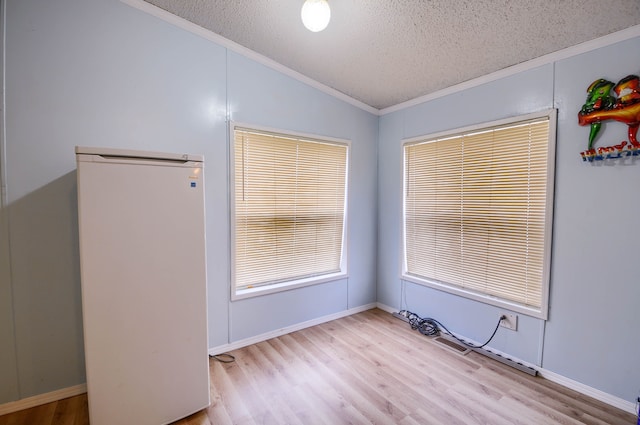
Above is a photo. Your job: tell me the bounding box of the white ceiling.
[142,0,640,110]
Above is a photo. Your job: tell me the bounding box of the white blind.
[233,127,348,290]
[404,117,551,310]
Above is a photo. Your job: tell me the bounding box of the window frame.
[229,122,350,301]
[401,110,557,319]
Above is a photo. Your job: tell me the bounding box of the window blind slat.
[234,128,348,290]
[404,116,551,310]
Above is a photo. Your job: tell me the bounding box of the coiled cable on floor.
[401,310,504,349]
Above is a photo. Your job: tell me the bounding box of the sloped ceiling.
[142,0,640,110]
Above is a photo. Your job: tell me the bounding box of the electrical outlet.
[500,313,518,331]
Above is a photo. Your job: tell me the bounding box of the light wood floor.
[0,309,635,424]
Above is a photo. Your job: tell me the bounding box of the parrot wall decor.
[577,73,640,162]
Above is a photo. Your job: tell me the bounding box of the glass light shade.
[301,0,331,32]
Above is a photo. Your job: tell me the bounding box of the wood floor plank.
[0,309,636,425]
[51,395,83,425]
[0,406,30,425]
[322,314,501,420]
[286,333,396,423]
[302,322,473,423]
[243,342,314,425]
[179,409,211,425]
[498,390,586,425]
[250,336,346,425]
[274,334,399,424]
[275,333,402,424]
[260,339,333,425]
[327,315,497,401]
[208,359,257,424]
[474,356,630,425]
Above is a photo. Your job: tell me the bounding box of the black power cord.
[210,353,235,363]
[401,310,505,349]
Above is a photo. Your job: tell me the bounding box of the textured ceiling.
[143,0,640,110]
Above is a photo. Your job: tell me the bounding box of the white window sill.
[232,271,348,301]
[401,273,547,320]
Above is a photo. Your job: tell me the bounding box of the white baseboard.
[0,383,87,416]
[209,303,377,355]
[538,368,637,415]
[375,302,397,314]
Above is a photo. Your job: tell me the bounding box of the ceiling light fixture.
[301,0,331,32]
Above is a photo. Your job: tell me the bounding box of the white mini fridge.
[75,147,210,425]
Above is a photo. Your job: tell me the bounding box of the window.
[231,124,349,299]
[402,110,556,318]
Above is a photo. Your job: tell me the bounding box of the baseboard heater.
[392,312,538,377]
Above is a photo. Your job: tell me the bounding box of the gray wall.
[545,36,640,401]
[377,37,640,403]
[0,0,377,403]
[225,51,379,342]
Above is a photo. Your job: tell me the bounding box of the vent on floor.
[433,335,471,355]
